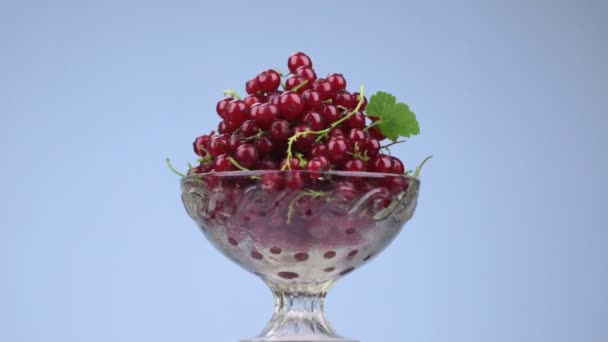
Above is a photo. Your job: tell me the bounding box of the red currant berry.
[327,73,347,91]
[368,127,386,141]
[255,135,274,156]
[284,171,304,189]
[370,154,393,173]
[328,127,346,138]
[193,135,211,157]
[209,135,230,157]
[243,94,264,108]
[233,144,259,169]
[344,112,366,129]
[213,154,236,172]
[257,157,278,170]
[228,134,241,151]
[287,52,313,73]
[280,157,301,170]
[295,66,317,83]
[307,156,330,176]
[390,157,405,174]
[292,123,315,152]
[240,120,259,137]
[347,128,366,149]
[252,103,279,130]
[225,100,247,128]
[321,104,340,124]
[278,91,303,120]
[309,143,327,158]
[363,138,380,157]
[270,120,292,143]
[300,111,327,131]
[246,78,259,95]
[332,90,355,109]
[326,138,349,165]
[285,76,310,92]
[344,159,367,172]
[216,97,233,119]
[260,172,283,190]
[301,89,322,110]
[218,120,231,134]
[311,78,333,100]
[256,69,281,93]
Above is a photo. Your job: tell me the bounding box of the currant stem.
[166,158,186,177]
[414,155,433,177]
[228,157,251,171]
[223,89,241,99]
[363,120,381,131]
[381,140,407,149]
[291,80,309,92]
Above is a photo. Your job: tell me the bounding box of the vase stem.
[242,281,357,342]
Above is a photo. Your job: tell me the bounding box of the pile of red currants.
[189,52,406,177]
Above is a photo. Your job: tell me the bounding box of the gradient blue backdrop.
[1,1,606,341]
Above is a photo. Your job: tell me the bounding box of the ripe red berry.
[344,159,367,172]
[327,73,347,91]
[257,157,278,170]
[390,157,405,174]
[311,78,333,100]
[370,154,393,173]
[256,69,281,93]
[280,157,301,170]
[278,91,303,120]
[216,97,233,119]
[300,111,327,131]
[332,90,355,109]
[209,135,230,157]
[225,100,247,129]
[347,129,366,149]
[364,138,380,157]
[328,127,346,138]
[213,154,236,172]
[344,112,366,129]
[252,103,279,130]
[243,94,264,108]
[240,120,259,137]
[326,138,349,165]
[307,156,330,176]
[292,123,315,152]
[218,120,231,134]
[301,90,322,110]
[287,52,313,73]
[285,76,310,92]
[270,120,292,143]
[309,143,327,158]
[193,135,211,157]
[233,144,259,169]
[295,66,317,83]
[245,78,259,95]
[321,105,340,124]
[255,135,274,156]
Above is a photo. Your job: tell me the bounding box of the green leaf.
[366,91,420,141]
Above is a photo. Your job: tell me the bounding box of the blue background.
[1,1,606,341]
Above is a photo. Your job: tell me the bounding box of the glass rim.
[181,170,420,183]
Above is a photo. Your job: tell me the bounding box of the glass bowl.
[180,170,420,342]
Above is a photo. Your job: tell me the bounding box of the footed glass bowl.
[180,170,420,342]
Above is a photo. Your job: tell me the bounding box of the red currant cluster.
[190,52,405,176]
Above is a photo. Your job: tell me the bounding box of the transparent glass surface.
[181,170,420,342]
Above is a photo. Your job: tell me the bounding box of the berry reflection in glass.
[180,170,420,342]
